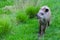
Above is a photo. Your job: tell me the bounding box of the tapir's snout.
[36,14,40,19]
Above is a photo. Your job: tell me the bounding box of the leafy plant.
[25,6,40,18]
[16,11,29,23]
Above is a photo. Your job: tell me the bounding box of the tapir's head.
[37,6,50,19]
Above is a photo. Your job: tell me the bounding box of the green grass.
[2,19,38,40]
[0,0,60,40]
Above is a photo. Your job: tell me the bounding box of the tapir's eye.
[45,9,49,12]
[41,13,44,15]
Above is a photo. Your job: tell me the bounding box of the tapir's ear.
[45,9,49,12]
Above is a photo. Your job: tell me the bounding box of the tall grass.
[0,14,12,34]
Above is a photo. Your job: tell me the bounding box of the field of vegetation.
[0,0,60,40]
